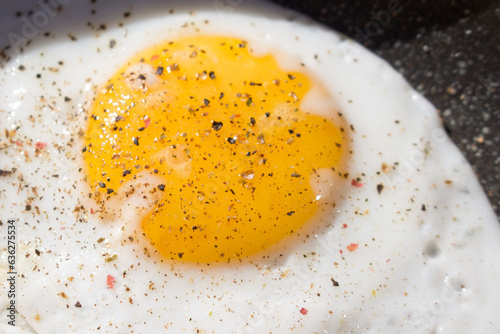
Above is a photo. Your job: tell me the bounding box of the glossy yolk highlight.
[84,36,343,263]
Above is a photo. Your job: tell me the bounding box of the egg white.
[1,0,500,333]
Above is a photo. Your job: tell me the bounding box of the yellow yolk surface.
[84,36,343,263]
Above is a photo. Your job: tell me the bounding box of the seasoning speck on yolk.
[84,36,344,263]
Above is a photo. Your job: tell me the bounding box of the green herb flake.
[106,254,118,262]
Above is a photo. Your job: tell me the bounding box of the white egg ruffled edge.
[1,0,500,333]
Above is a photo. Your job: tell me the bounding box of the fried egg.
[1,0,500,333]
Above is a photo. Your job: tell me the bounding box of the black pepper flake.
[138,74,146,80]
[107,188,114,194]
[286,211,295,216]
[109,39,116,48]
[331,278,339,287]
[265,112,270,117]
[64,96,71,102]
[178,252,184,258]
[227,137,236,144]
[133,137,139,146]
[158,184,165,191]
[36,73,41,78]
[377,184,384,194]
[219,92,224,100]
[212,121,223,131]
[288,74,296,80]
[82,146,87,153]
[98,182,106,188]
[249,82,262,86]
[209,71,216,79]
[288,129,294,134]
[246,97,253,107]
[421,204,426,211]
[0,169,15,177]
[75,301,82,308]
[291,172,301,178]
[155,66,164,75]
[192,226,198,230]
[122,170,131,177]
[250,117,256,125]
[18,65,25,71]
[35,249,41,256]
[203,98,210,106]
[138,127,145,131]
[167,63,179,72]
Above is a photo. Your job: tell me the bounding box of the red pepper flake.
[107,275,115,289]
[386,259,391,263]
[150,54,159,61]
[144,118,151,128]
[35,142,47,149]
[351,179,363,187]
[341,223,348,229]
[346,243,359,252]
[90,208,94,214]
[300,308,308,315]
[15,140,23,146]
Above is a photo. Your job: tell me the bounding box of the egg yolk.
[84,36,344,263]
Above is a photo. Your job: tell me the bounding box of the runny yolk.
[84,36,344,263]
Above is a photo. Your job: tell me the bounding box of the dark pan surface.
[270,0,500,220]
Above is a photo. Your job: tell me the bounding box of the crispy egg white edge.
[1,0,500,333]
